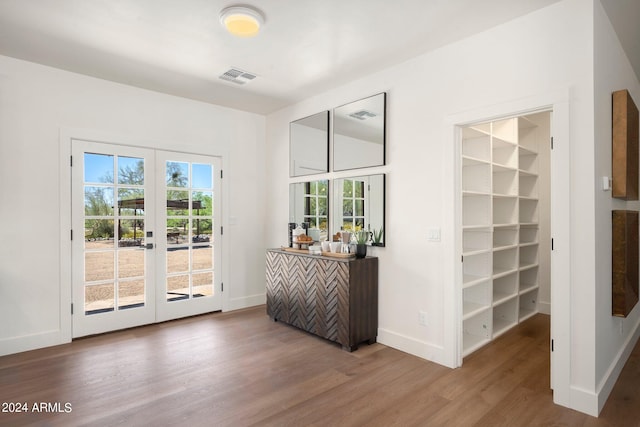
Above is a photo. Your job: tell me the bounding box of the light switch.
[427,227,441,242]
[602,176,611,191]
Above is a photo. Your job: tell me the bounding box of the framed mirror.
[289,180,329,242]
[332,174,385,246]
[290,111,329,177]
[333,93,386,171]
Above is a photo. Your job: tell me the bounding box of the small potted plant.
[353,230,370,258]
[371,228,384,246]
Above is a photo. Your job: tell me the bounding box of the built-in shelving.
[461,115,542,357]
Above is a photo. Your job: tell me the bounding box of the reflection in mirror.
[289,180,329,241]
[333,93,386,171]
[290,111,329,177]
[333,174,385,246]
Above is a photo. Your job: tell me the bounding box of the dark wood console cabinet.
[266,249,378,351]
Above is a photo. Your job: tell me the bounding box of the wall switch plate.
[427,228,441,242]
[602,176,611,191]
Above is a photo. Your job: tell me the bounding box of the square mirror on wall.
[290,111,330,177]
[333,93,386,172]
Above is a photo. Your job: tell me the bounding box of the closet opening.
[459,111,552,370]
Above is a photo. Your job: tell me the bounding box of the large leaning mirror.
[333,174,385,246]
[290,111,329,177]
[289,180,329,242]
[333,93,386,171]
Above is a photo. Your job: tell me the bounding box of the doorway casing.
[442,89,571,409]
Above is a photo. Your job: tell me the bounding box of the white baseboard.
[538,301,551,315]
[225,293,266,311]
[0,329,69,357]
[595,315,640,415]
[568,385,599,417]
[377,327,454,368]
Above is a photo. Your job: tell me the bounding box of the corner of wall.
[596,313,640,414]
[377,327,455,369]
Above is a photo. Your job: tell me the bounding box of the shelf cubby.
[519,148,538,174]
[493,272,518,305]
[463,251,491,287]
[462,127,490,162]
[493,196,518,225]
[493,226,518,250]
[463,229,491,255]
[519,244,538,269]
[493,247,518,278]
[492,139,518,168]
[463,161,491,193]
[519,265,539,293]
[463,280,491,320]
[493,165,518,196]
[463,194,491,228]
[493,119,517,144]
[493,297,518,337]
[518,119,538,152]
[519,289,538,321]
[463,309,491,357]
[519,173,538,198]
[519,226,538,244]
[519,198,538,224]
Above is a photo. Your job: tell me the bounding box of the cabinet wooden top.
[267,248,377,263]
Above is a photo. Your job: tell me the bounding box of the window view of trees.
[303,180,328,231]
[342,179,365,231]
[84,156,213,244]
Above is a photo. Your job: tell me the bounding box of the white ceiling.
[0,0,637,115]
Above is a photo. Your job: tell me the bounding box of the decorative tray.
[280,247,355,258]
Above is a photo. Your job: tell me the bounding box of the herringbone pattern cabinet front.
[266,250,378,351]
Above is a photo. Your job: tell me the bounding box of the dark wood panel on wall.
[612,89,639,200]
[612,210,639,317]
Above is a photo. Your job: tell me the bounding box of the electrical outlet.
[419,311,428,326]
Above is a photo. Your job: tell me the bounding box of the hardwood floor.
[0,307,638,426]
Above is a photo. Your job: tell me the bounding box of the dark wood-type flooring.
[0,307,638,426]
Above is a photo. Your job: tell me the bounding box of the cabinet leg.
[367,337,377,345]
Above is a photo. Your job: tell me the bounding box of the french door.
[71,140,222,337]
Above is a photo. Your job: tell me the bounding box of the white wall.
[0,55,267,355]
[266,0,602,415]
[593,0,640,413]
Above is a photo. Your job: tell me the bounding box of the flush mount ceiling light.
[219,5,265,38]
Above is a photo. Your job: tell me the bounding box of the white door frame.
[59,128,229,341]
[442,89,571,407]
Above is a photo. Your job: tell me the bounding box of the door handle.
[145,243,154,250]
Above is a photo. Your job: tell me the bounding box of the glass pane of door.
[164,161,214,301]
[82,153,147,314]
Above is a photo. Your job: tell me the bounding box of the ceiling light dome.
[219,5,265,38]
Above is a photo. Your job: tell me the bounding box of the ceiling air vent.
[219,68,257,85]
[349,110,377,120]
